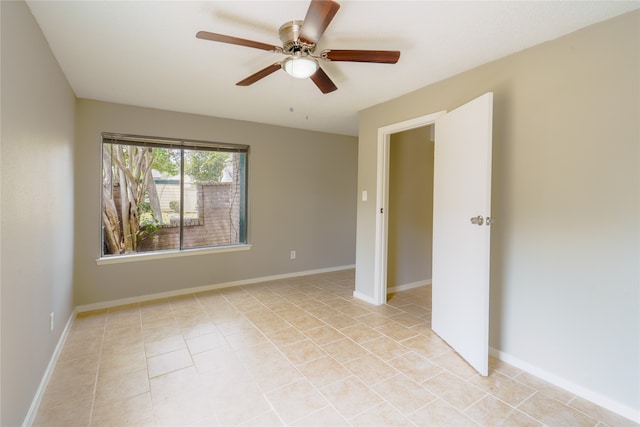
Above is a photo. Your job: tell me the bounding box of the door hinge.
[380,208,384,214]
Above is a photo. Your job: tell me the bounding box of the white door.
[432,92,493,376]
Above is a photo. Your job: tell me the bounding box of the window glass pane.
[140,147,182,253]
[101,135,248,258]
[182,149,246,249]
[102,143,182,256]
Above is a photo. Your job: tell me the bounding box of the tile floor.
[34,269,637,427]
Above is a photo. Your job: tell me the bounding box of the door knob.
[470,215,484,225]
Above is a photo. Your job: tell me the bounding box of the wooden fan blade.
[310,67,337,94]
[236,63,282,86]
[196,31,280,52]
[299,0,341,45]
[323,49,401,64]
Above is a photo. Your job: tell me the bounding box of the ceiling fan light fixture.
[282,56,318,79]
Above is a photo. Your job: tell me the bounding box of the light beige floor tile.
[360,336,410,361]
[149,366,202,401]
[401,334,451,358]
[142,324,181,342]
[241,410,284,426]
[225,321,266,341]
[179,320,219,339]
[569,397,640,427]
[147,348,193,378]
[298,355,351,388]
[340,323,383,344]
[349,402,413,427]
[291,406,349,426]
[515,371,575,404]
[431,350,480,380]
[266,326,307,347]
[465,394,540,427]
[47,354,99,387]
[39,380,95,409]
[252,316,292,333]
[409,398,478,427]
[91,392,154,427]
[186,330,226,354]
[321,376,383,419]
[191,344,243,374]
[373,374,437,414]
[102,324,142,342]
[343,353,398,386]
[389,351,443,383]
[238,345,304,391]
[322,338,368,363]
[502,411,545,427]
[224,327,270,350]
[252,359,305,392]
[489,356,523,378]
[397,303,431,317]
[94,367,149,404]
[337,304,371,317]
[518,392,598,427]
[281,339,328,365]
[303,305,341,319]
[266,378,330,424]
[98,351,147,378]
[35,272,628,427]
[388,311,424,326]
[244,308,278,323]
[234,342,283,370]
[323,313,362,329]
[58,334,103,359]
[153,392,214,426]
[469,371,536,407]
[33,397,93,427]
[423,371,487,411]
[303,325,345,346]
[354,313,390,328]
[410,321,434,336]
[210,380,273,425]
[374,321,419,342]
[287,314,327,331]
[144,334,186,357]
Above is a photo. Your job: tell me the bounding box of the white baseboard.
[76,264,355,312]
[388,279,432,293]
[490,347,640,424]
[22,311,76,427]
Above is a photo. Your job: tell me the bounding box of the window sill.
[96,244,252,265]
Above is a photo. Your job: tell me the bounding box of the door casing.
[373,111,445,305]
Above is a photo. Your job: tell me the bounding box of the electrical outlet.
[50,312,54,332]
[290,250,296,260]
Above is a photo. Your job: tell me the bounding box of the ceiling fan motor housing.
[279,20,315,55]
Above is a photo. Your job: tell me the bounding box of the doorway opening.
[386,125,434,303]
[373,112,444,305]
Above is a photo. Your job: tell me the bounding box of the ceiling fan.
[196,0,400,94]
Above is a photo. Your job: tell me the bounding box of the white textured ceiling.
[27,1,639,136]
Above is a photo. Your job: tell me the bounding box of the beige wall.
[356,10,639,417]
[387,127,433,289]
[1,1,77,425]
[75,100,357,305]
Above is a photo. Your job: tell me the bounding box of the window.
[101,133,248,258]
